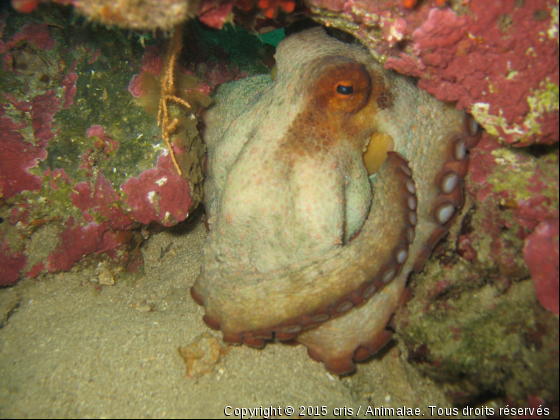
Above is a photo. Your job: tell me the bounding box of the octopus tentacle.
[193,151,417,343]
[414,123,481,272]
[299,281,413,374]
[295,117,481,374]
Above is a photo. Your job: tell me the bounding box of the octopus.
[191,27,481,375]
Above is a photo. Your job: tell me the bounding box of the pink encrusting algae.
[1,7,204,284]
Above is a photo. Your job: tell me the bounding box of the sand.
[0,214,449,418]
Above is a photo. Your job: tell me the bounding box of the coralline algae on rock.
[310,0,559,146]
[0,6,205,285]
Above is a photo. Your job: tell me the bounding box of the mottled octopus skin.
[193,27,480,374]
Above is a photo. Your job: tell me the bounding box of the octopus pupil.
[336,84,353,95]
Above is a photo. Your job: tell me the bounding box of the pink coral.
[25,262,45,278]
[0,111,46,200]
[199,0,236,29]
[11,0,41,13]
[61,69,78,109]
[70,174,132,230]
[523,219,560,316]
[46,217,121,272]
[86,125,118,152]
[0,242,27,286]
[6,21,56,50]
[0,21,59,201]
[2,22,57,70]
[122,153,193,227]
[30,90,60,146]
[384,1,558,145]
[307,0,560,145]
[128,45,164,97]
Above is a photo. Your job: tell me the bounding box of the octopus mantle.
[192,27,481,374]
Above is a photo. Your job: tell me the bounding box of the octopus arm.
[194,152,417,342]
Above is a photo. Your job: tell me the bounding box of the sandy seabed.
[0,214,448,418]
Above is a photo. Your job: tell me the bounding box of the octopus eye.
[335,81,354,97]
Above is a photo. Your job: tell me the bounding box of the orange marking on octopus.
[277,58,377,163]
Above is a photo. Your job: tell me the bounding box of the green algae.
[22,172,83,222]
[194,21,269,72]
[259,28,285,48]
[39,25,162,187]
[488,146,559,206]
[547,1,559,43]
[400,278,559,403]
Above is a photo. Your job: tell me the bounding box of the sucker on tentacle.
[192,27,482,374]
